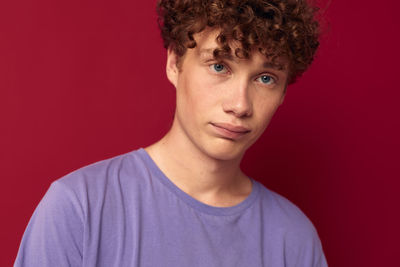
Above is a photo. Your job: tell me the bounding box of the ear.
[166,47,179,88]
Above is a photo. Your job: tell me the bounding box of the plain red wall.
[1,0,399,266]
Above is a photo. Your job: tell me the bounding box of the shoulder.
[14,149,151,266]
[55,148,149,194]
[31,148,146,216]
[254,181,327,266]
[40,148,155,218]
[256,181,318,235]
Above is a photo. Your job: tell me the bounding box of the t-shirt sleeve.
[14,181,84,267]
[284,222,328,267]
[265,188,328,267]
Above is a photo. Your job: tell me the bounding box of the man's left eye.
[257,75,275,85]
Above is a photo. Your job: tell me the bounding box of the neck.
[145,120,252,207]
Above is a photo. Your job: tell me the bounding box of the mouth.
[210,122,251,140]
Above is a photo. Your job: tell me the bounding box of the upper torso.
[15,148,327,267]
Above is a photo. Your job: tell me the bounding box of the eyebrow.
[198,48,214,56]
[198,48,286,72]
[198,48,233,60]
[263,62,286,72]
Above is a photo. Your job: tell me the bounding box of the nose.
[222,79,253,118]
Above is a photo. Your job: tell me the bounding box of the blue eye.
[258,75,274,85]
[211,63,226,73]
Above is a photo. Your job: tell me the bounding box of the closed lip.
[210,122,251,133]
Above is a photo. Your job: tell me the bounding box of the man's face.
[166,29,289,161]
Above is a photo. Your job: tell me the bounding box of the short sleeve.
[14,181,84,267]
[284,223,328,267]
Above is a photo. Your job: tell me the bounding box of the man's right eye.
[210,63,228,74]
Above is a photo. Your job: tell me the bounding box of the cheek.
[253,98,282,130]
[180,73,219,113]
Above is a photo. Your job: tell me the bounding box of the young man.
[15,0,327,266]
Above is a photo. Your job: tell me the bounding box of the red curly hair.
[157,0,320,83]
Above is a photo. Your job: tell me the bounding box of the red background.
[1,0,399,266]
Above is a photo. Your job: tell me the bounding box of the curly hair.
[157,0,320,83]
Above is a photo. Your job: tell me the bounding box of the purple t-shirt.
[15,148,327,266]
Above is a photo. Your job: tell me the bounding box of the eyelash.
[256,75,275,85]
[209,63,229,74]
[209,63,276,85]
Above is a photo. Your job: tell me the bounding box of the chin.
[201,139,248,161]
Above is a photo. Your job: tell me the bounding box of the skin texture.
[146,29,288,207]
